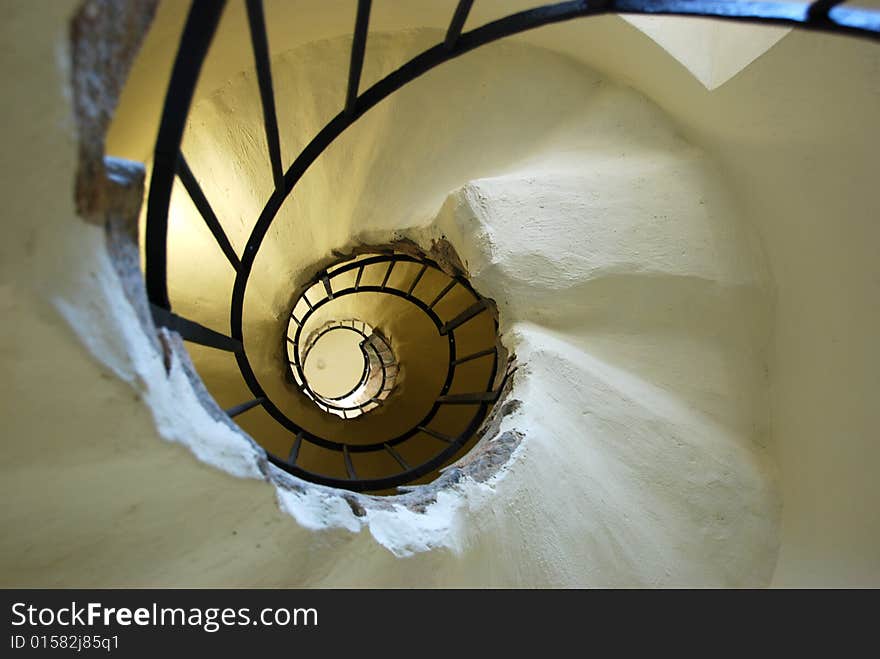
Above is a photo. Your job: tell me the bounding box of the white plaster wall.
[1,0,878,587]
[540,16,880,588]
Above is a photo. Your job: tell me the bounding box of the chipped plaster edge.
[64,157,528,555]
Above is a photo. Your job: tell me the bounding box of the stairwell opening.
[218,246,511,494]
[295,317,396,418]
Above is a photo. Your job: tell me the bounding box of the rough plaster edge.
[63,0,527,555]
[70,0,158,221]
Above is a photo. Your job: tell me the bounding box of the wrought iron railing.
[144,0,880,492]
[277,250,501,488]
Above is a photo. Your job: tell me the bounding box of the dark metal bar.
[290,314,302,326]
[384,443,410,470]
[225,397,265,418]
[452,347,496,366]
[808,1,844,22]
[440,299,488,335]
[321,273,334,299]
[345,0,372,117]
[264,362,496,491]
[151,304,242,352]
[429,279,457,308]
[245,0,284,189]
[302,292,313,310]
[418,426,455,443]
[354,264,365,290]
[176,154,241,272]
[326,253,424,278]
[343,445,358,480]
[381,261,395,288]
[437,391,499,405]
[445,0,474,49]
[145,0,227,310]
[263,352,501,492]
[288,432,303,465]
[407,263,428,296]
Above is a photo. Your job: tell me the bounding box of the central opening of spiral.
[293,318,398,419]
[304,326,368,397]
[264,247,507,491]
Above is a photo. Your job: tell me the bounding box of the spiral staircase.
[0,0,859,586]
[139,0,880,498]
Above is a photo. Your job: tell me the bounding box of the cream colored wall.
[1,0,878,586]
[539,18,880,587]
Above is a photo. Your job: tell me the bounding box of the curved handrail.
[283,252,498,452]
[144,0,880,491]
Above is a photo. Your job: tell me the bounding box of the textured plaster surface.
[1,1,878,586]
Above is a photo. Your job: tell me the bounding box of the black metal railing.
[276,251,501,488]
[144,0,880,492]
